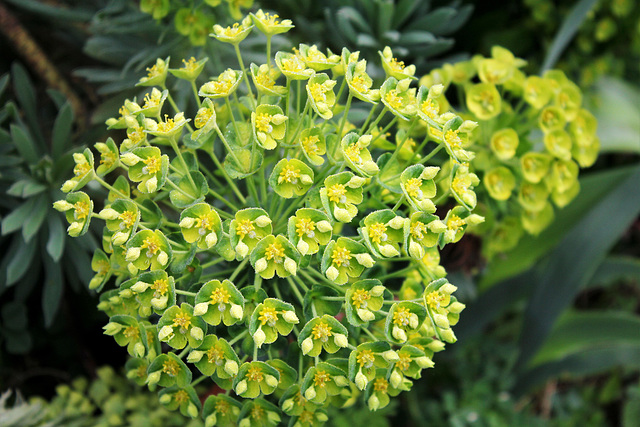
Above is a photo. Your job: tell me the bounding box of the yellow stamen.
[311,321,332,342]
[326,183,347,203]
[368,222,388,245]
[331,246,352,267]
[351,289,371,309]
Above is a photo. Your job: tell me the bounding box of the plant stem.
[229,257,250,282]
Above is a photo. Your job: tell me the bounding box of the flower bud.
[415,356,434,369]
[392,325,407,342]
[120,152,142,166]
[112,231,129,246]
[255,215,271,228]
[187,350,204,363]
[158,325,174,341]
[334,333,349,348]
[387,216,406,229]
[428,84,444,98]
[264,374,279,388]
[61,180,76,193]
[448,301,465,314]
[316,412,329,422]
[53,200,74,211]
[316,220,332,233]
[205,232,218,248]
[125,247,140,262]
[334,375,349,387]
[334,207,351,223]
[103,322,123,336]
[428,220,447,233]
[254,257,268,273]
[238,419,250,427]
[427,339,446,352]
[190,326,204,341]
[235,241,249,258]
[253,327,266,348]
[224,360,238,376]
[347,176,366,188]
[420,166,440,180]
[301,337,314,355]
[67,222,83,236]
[282,398,294,413]
[157,251,168,266]
[355,253,375,268]
[159,394,173,406]
[433,313,449,329]
[267,411,281,424]
[326,266,339,282]
[145,176,158,193]
[147,370,161,385]
[357,308,375,322]
[390,370,403,389]
[409,241,425,259]
[235,379,247,395]
[179,217,195,228]
[409,313,420,329]
[371,285,386,297]
[282,310,299,324]
[284,257,297,275]
[466,214,485,225]
[301,174,314,185]
[296,239,310,255]
[194,302,209,316]
[440,283,457,294]
[418,199,436,212]
[381,350,399,362]
[440,328,457,343]
[304,386,317,400]
[362,161,379,175]
[187,402,199,418]
[99,208,119,220]
[379,244,400,258]
[230,304,243,320]
[355,371,368,390]
[368,394,380,411]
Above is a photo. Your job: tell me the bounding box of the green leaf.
[531,311,640,366]
[6,235,37,286]
[591,77,640,154]
[2,198,36,235]
[3,0,94,22]
[169,170,208,208]
[7,179,47,198]
[1,301,28,331]
[11,63,44,147]
[46,215,66,262]
[513,345,640,397]
[516,164,640,371]
[51,102,74,160]
[170,241,198,275]
[406,7,456,34]
[22,196,48,242]
[9,124,38,165]
[541,0,599,71]
[392,0,421,28]
[43,255,63,328]
[587,256,640,289]
[0,74,9,98]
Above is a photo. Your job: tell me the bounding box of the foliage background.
[0,0,639,425]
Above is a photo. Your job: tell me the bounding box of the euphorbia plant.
[54,9,593,425]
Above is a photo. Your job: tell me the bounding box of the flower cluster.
[420,46,599,257]
[56,10,485,425]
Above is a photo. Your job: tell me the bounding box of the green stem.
[167,134,197,190]
[365,106,389,134]
[391,195,405,212]
[191,81,201,108]
[336,94,353,144]
[228,330,248,346]
[254,274,262,291]
[191,375,208,387]
[175,289,196,297]
[207,150,247,204]
[176,346,190,359]
[287,277,305,306]
[200,257,226,270]
[234,43,256,107]
[208,187,239,211]
[359,102,379,134]
[93,176,154,216]
[214,125,242,168]
[229,257,250,282]
[287,99,310,144]
[225,97,241,138]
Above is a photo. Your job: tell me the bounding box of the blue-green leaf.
[52,102,74,160]
[43,255,63,328]
[46,215,66,262]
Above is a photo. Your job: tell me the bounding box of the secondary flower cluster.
[420,46,599,257]
[55,10,477,425]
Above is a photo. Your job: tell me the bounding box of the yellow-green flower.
[194,279,245,326]
[122,146,169,194]
[379,46,416,80]
[276,51,314,80]
[298,315,349,357]
[341,133,379,177]
[179,203,222,249]
[380,77,417,120]
[157,303,207,350]
[298,44,340,71]
[199,69,243,99]
[490,128,519,161]
[269,158,314,198]
[250,63,287,97]
[137,57,170,87]
[54,191,93,237]
[229,208,272,259]
[321,237,374,285]
[250,9,294,36]
[251,104,287,150]
[360,210,405,259]
[287,208,332,256]
[319,172,365,223]
[188,335,240,379]
[125,229,172,272]
[484,166,516,201]
[306,73,337,119]
[169,57,208,81]
[211,16,254,44]
[250,234,300,279]
[346,60,380,104]
[466,82,502,120]
[298,127,326,166]
[233,361,280,398]
[249,298,299,347]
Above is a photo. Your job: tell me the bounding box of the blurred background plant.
[0,0,638,425]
